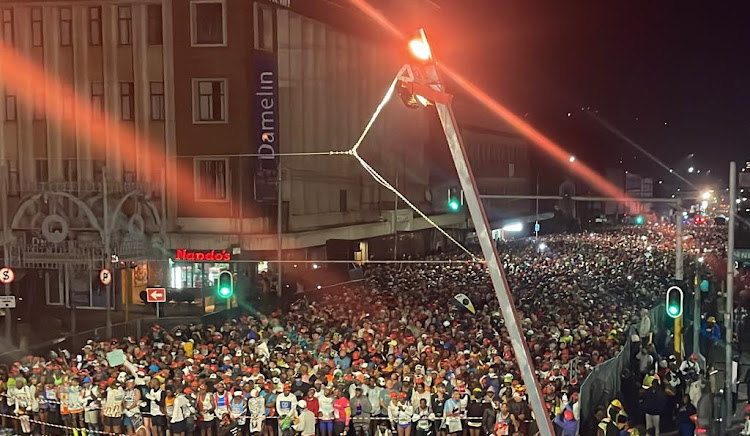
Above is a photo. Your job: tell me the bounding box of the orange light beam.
[0,41,198,210]
[438,64,631,205]
[348,0,636,209]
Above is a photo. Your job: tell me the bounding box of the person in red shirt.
[304,388,320,420]
[332,388,350,436]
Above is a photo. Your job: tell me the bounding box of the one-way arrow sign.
[146,287,167,303]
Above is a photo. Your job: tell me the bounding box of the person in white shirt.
[276,383,298,436]
[170,386,194,436]
[293,400,316,436]
[316,386,335,436]
[146,378,167,436]
[103,381,126,436]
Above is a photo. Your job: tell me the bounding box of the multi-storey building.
[0,0,474,325]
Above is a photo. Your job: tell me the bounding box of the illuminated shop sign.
[174,249,232,262]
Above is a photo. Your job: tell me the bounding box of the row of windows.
[0,2,275,51]
[3,82,165,122]
[0,5,162,48]
[3,78,226,124]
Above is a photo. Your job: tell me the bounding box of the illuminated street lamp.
[568,155,576,163]
[702,191,711,200]
[688,166,695,173]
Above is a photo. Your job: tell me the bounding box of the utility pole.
[276,168,283,298]
[725,161,736,431]
[102,167,112,339]
[393,170,398,260]
[402,29,554,435]
[0,164,10,342]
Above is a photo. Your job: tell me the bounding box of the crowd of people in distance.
[0,224,731,436]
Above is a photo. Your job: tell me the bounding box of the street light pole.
[0,164,10,342]
[535,172,539,239]
[102,167,112,339]
[725,161,736,430]
[405,31,554,433]
[277,168,283,298]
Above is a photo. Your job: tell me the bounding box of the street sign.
[0,267,14,285]
[534,223,540,233]
[0,296,15,308]
[99,268,112,286]
[146,287,167,303]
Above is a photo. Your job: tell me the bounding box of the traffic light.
[665,286,683,318]
[448,188,462,212]
[635,215,644,225]
[217,271,233,298]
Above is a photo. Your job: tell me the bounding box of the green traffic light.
[635,215,644,225]
[667,305,679,316]
[219,286,232,298]
[448,200,460,211]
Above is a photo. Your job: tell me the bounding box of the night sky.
[412,1,750,185]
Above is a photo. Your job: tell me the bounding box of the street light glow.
[688,166,695,173]
[702,191,710,200]
[502,222,523,232]
[568,155,576,163]
[408,35,432,61]
[538,243,547,251]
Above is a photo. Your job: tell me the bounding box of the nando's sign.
[174,249,232,262]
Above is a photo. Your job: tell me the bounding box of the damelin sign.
[254,50,279,202]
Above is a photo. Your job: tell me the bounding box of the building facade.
[0,0,461,320]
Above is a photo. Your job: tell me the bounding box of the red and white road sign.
[146,287,167,303]
[0,267,14,285]
[99,268,112,286]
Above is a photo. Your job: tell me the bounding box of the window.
[89,7,102,46]
[33,89,45,120]
[340,189,347,212]
[31,7,43,47]
[91,82,104,117]
[120,82,134,121]
[35,159,48,183]
[147,5,163,45]
[60,7,72,47]
[62,93,74,119]
[254,3,274,51]
[191,1,226,46]
[63,159,77,182]
[118,6,132,45]
[150,82,165,121]
[4,92,16,121]
[193,79,227,123]
[1,8,13,46]
[194,158,228,201]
